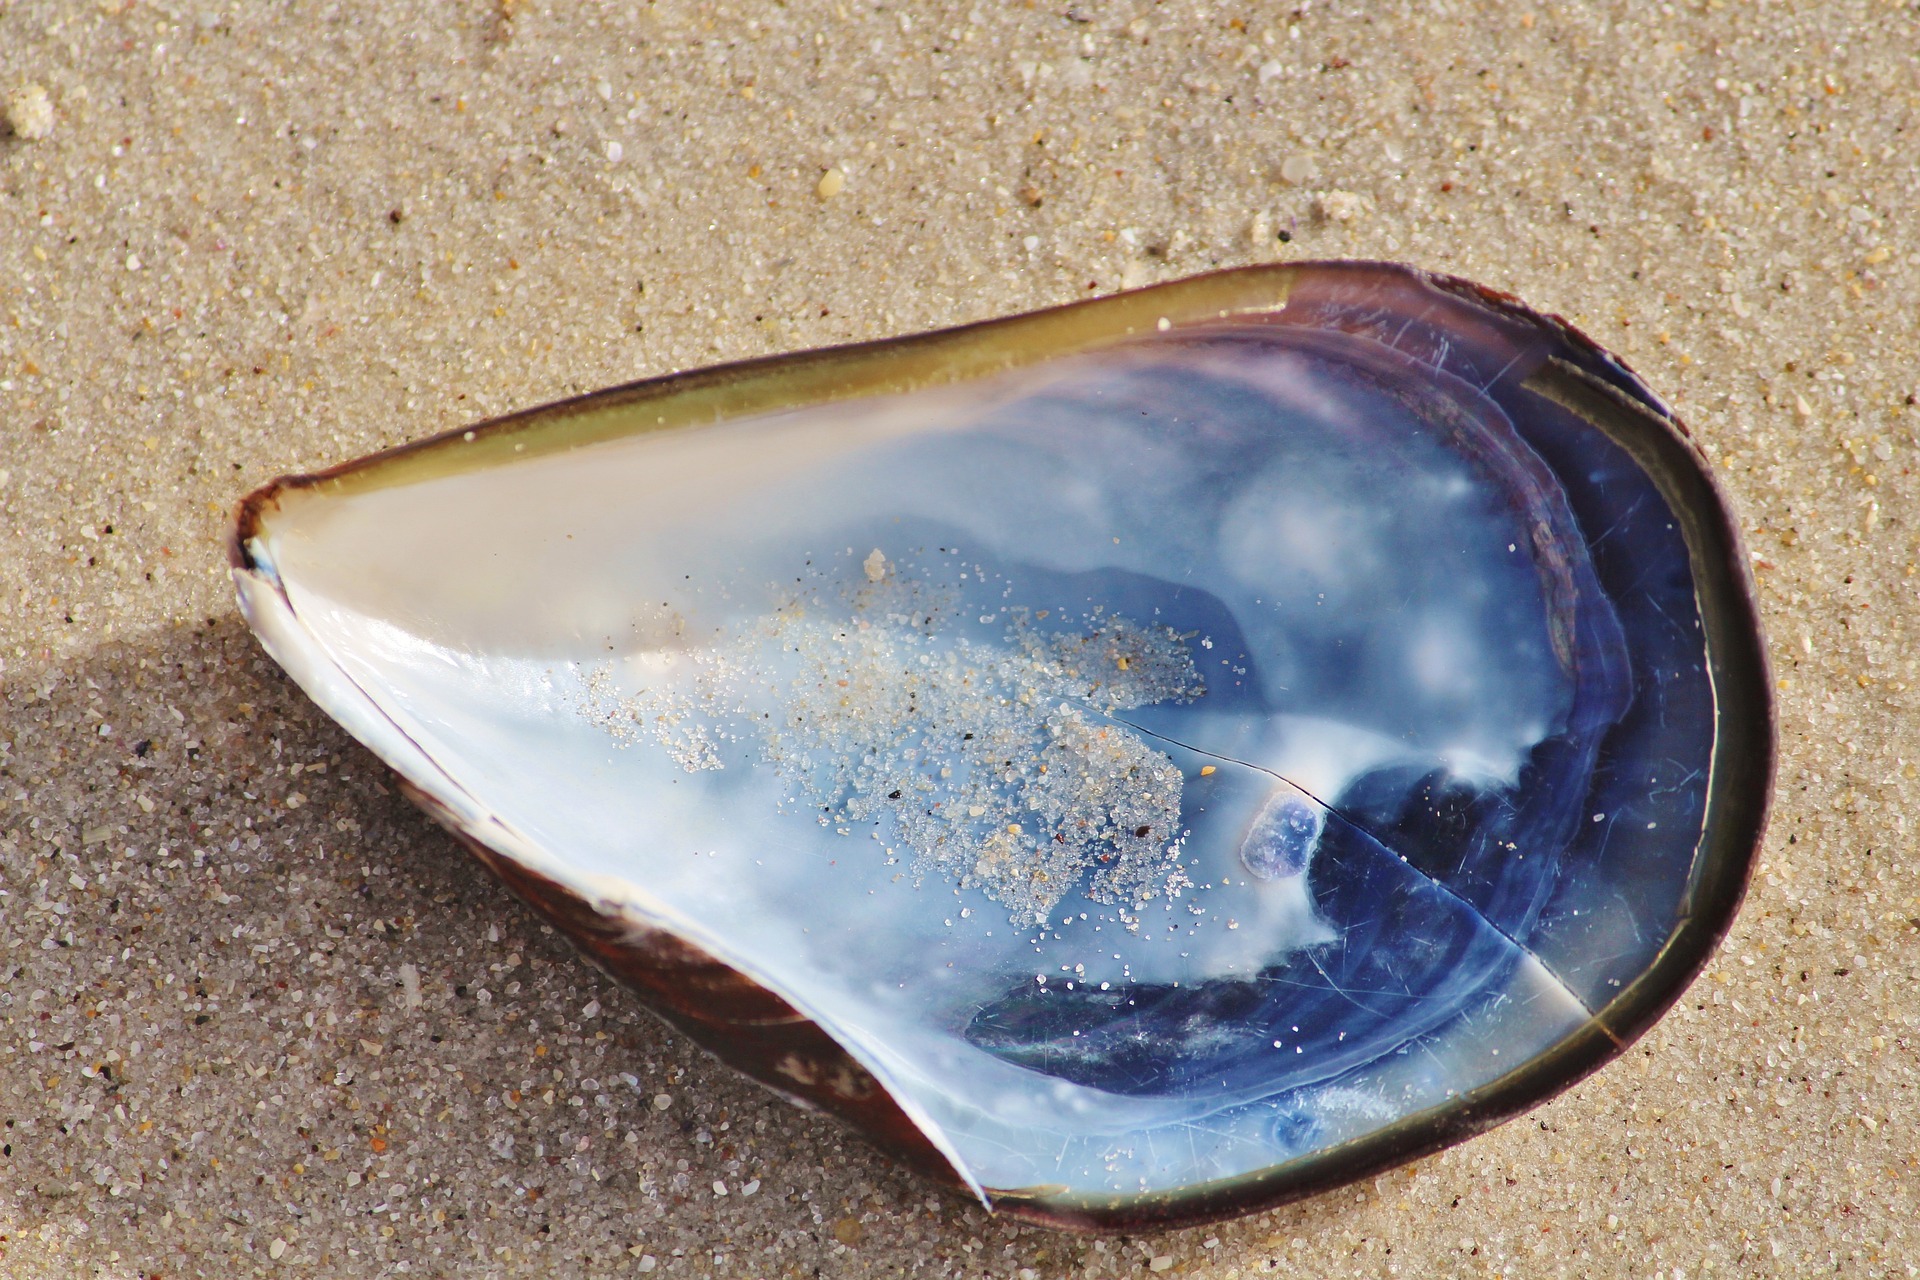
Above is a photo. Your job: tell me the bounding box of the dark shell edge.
[230,261,1775,1232]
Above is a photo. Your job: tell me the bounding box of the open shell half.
[231,262,1772,1230]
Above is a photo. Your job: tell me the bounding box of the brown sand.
[0,1,1913,1276]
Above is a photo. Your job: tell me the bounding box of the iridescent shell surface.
[231,262,1771,1229]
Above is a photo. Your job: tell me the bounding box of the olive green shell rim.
[229,261,1774,1233]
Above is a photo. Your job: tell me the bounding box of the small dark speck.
[133,739,152,757]
[1134,825,1151,838]
[389,209,405,224]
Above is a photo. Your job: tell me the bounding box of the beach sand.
[0,1,1913,1274]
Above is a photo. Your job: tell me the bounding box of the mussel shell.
[231,262,1772,1230]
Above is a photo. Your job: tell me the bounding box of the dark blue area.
[1266,291,1713,1005]
[1491,393,1714,1007]
[964,807,1524,1105]
[946,315,1712,1097]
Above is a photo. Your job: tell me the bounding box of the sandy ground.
[1,1,1915,1276]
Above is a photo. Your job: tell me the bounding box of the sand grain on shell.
[578,561,1205,925]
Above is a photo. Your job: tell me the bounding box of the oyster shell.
[231,262,1771,1229]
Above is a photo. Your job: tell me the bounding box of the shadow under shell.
[232,263,1767,1226]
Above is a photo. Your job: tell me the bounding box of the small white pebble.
[1280,154,1319,184]
[268,1238,287,1260]
[581,999,601,1018]
[1150,1256,1174,1272]
[652,1093,672,1110]
[817,167,845,199]
[4,83,55,141]
[741,1178,761,1196]
[863,548,888,582]
[638,1255,658,1272]
[605,140,623,164]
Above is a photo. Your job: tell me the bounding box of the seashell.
[230,262,1772,1230]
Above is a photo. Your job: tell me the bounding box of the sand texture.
[1,1,1914,1275]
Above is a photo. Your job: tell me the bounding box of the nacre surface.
[232,263,1770,1228]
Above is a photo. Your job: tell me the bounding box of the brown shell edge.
[393,777,976,1197]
